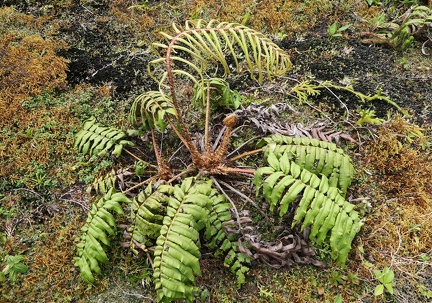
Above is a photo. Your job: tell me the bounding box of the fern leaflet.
[128,183,169,254]
[260,134,354,196]
[74,117,134,157]
[74,188,130,282]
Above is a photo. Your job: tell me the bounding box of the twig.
[10,188,43,198]
[122,176,158,194]
[217,179,269,221]
[318,80,351,119]
[112,279,154,301]
[210,176,241,230]
[226,135,260,159]
[123,148,158,169]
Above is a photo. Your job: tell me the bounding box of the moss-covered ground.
[1,1,431,302]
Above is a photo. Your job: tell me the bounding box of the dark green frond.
[128,183,169,254]
[74,117,134,157]
[74,188,130,282]
[204,191,251,288]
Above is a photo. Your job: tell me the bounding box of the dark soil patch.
[283,36,432,125]
[53,2,156,95]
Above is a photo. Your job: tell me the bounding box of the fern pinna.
[254,135,362,265]
[74,116,134,157]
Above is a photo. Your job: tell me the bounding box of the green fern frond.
[74,188,130,282]
[153,177,214,303]
[223,246,251,288]
[204,192,251,288]
[128,91,178,132]
[74,117,134,157]
[149,19,292,86]
[254,147,361,266]
[205,193,232,249]
[290,80,322,104]
[192,77,243,109]
[128,183,169,254]
[260,134,354,196]
[87,169,117,195]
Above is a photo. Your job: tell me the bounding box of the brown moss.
[0,7,78,189]
[355,116,432,300]
[0,213,107,303]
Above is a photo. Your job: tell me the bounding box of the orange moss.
[356,116,432,299]
[1,214,103,303]
[0,7,78,189]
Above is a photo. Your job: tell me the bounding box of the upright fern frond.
[74,117,134,157]
[74,188,130,282]
[128,91,178,132]
[261,134,354,196]
[153,178,214,303]
[149,19,292,87]
[254,138,361,266]
[192,77,243,109]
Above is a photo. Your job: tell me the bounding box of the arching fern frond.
[74,188,130,282]
[149,19,292,87]
[74,117,134,157]
[254,147,361,266]
[260,134,354,196]
[128,91,178,132]
[153,177,214,303]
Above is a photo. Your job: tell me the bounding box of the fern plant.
[73,20,364,302]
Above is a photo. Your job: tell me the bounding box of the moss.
[0,7,74,190]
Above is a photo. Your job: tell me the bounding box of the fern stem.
[122,176,158,194]
[222,167,255,175]
[227,148,263,163]
[217,179,269,221]
[204,82,211,153]
[166,37,203,167]
[166,166,197,184]
[151,129,172,180]
[123,148,158,169]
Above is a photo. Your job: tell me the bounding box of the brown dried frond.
[223,210,326,269]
